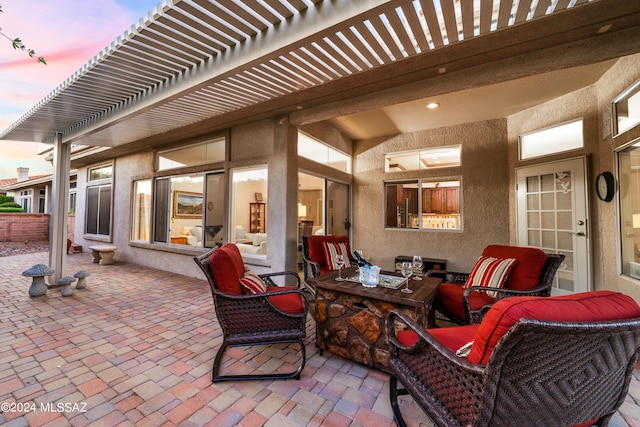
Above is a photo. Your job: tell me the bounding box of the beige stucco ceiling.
[329,60,617,140]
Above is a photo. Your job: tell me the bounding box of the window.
[617,140,640,279]
[157,138,225,171]
[85,164,113,237]
[154,175,206,246]
[18,190,31,212]
[298,132,351,173]
[613,79,640,136]
[385,146,461,172]
[385,179,461,230]
[231,166,268,257]
[519,119,583,160]
[89,164,113,181]
[138,173,224,248]
[38,189,45,213]
[69,182,77,214]
[131,180,151,242]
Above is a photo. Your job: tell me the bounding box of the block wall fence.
[0,213,76,243]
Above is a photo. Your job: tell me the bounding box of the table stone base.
[314,288,428,372]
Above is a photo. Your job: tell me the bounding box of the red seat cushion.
[435,283,495,321]
[307,235,350,267]
[266,286,305,314]
[468,290,640,365]
[209,243,245,295]
[481,245,547,291]
[398,325,479,354]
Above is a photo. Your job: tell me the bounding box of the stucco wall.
[74,120,299,278]
[353,119,510,273]
[73,151,201,276]
[506,54,640,301]
[597,55,640,301]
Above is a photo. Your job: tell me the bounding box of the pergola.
[2,0,639,281]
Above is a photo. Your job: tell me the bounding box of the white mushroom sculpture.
[23,264,54,297]
[56,276,77,297]
[74,270,90,289]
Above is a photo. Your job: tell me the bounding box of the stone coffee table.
[308,267,441,372]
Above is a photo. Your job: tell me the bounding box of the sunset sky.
[0,0,159,178]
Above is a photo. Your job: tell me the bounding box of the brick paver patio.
[1,251,640,426]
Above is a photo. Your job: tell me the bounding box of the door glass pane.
[541,212,555,229]
[298,173,325,239]
[327,181,349,236]
[541,231,556,248]
[98,187,111,235]
[557,212,572,230]
[540,193,555,210]
[154,178,170,243]
[205,173,225,248]
[556,191,571,210]
[131,180,151,242]
[169,175,204,247]
[540,174,555,191]
[86,187,99,235]
[231,166,268,257]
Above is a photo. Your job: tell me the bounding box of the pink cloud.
[0,0,143,130]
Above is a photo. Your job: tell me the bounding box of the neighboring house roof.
[1,0,638,151]
[0,173,77,192]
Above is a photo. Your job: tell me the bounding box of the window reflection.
[618,142,640,279]
[231,166,268,257]
[384,179,461,230]
[614,79,640,136]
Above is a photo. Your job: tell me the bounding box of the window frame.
[298,132,352,174]
[518,119,584,160]
[84,163,113,241]
[383,177,462,231]
[156,137,226,172]
[615,137,640,280]
[613,78,640,137]
[384,145,462,173]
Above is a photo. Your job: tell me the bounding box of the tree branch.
[0,4,47,64]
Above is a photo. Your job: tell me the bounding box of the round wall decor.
[595,172,615,202]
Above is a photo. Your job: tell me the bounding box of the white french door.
[516,157,591,294]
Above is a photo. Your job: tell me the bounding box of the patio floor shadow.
[1,251,639,426]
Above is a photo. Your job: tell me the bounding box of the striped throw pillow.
[464,256,517,298]
[322,242,352,270]
[239,271,267,294]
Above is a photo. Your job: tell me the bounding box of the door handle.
[569,231,585,236]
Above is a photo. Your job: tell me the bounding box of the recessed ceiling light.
[426,102,439,109]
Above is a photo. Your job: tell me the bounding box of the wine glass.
[335,254,345,281]
[412,255,423,280]
[401,261,413,293]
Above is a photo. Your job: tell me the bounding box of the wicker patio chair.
[427,245,565,325]
[389,291,640,427]
[301,235,355,295]
[194,244,308,382]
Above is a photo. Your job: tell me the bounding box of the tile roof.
[0,174,50,190]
